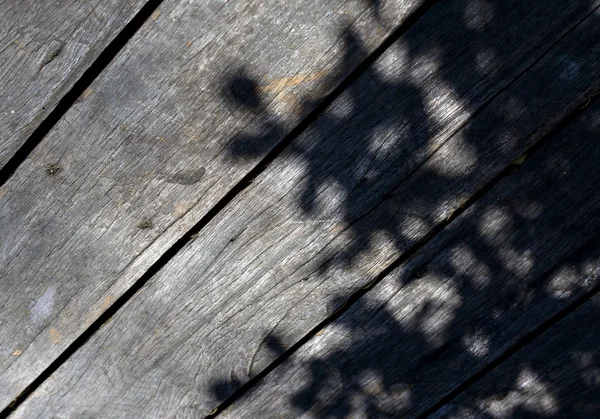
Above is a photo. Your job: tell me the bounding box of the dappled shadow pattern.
[212,0,600,416]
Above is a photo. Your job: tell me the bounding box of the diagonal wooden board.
[11,1,600,417]
[216,99,600,418]
[0,0,426,410]
[0,0,148,168]
[433,295,600,418]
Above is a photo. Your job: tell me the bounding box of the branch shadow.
[210,0,600,416]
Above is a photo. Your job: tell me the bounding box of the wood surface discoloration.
[0,0,422,410]
[48,328,63,345]
[259,71,328,94]
[163,167,206,185]
[11,1,600,417]
[0,0,146,168]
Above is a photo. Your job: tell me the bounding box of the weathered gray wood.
[0,0,147,168]
[11,0,600,417]
[434,294,600,419]
[0,0,423,410]
[216,100,600,418]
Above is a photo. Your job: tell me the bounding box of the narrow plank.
[434,294,600,419]
[0,0,424,409]
[12,1,600,417]
[217,99,600,418]
[0,0,148,168]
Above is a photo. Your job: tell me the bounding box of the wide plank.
[11,1,600,417]
[0,0,424,410]
[0,0,148,168]
[217,99,600,418]
[434,294,600,419]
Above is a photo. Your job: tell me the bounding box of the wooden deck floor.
[1,0,599,417]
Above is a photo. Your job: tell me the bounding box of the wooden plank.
[434,294,600,419]
[0,0,425,410]
[0,0,148,168]
[215,100,600,418]
[11,1,600,417]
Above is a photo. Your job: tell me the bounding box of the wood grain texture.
[434,294,600,419]
[0,0,422,410]
[217,100,600,418]
[0,0,147,168]
[12,0,600,417]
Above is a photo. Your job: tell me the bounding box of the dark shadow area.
[210,0,600,416]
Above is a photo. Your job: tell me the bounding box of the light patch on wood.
[173,203,191,218]
[151,9,162,21]
[429,135,477,177]
[30,286,56,325]
[101,295,114,311]
[12,350,23,357]
[186,41,193,48]
[274,91,302,115]
[462,331,491,357]
[388,277,462,347]
[13,39,25,50]
[330,224,345,233]
[400,215,430,240]
[0,188,7,199]
[81,88,94,100]
[478,368,558,417]
[80,294,110,323]
[49,327,63,345]
[259,71,326,95]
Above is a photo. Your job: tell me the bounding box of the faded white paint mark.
[30,285,56,324]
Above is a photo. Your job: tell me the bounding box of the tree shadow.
[211,0,600,416]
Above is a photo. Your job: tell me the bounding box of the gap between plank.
[0,1,440,416]
[205,90,600,418]
[0,0,166,188]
